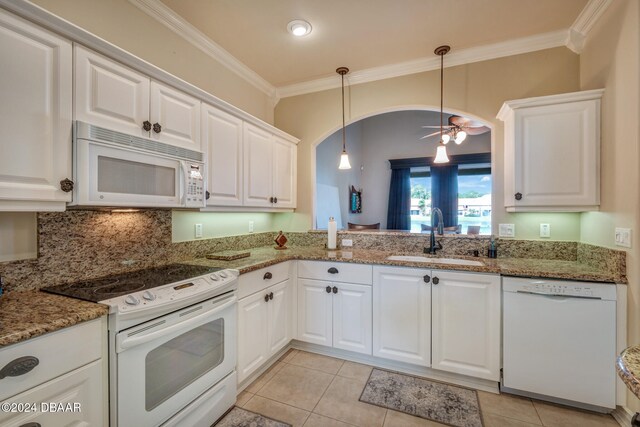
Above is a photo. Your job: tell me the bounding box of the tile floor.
[234,349,620,427]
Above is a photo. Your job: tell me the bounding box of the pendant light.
[337,67,351,170]
[433,45,450,164]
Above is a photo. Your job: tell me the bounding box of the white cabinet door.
[237,291,269,383]
[431,271,501,380]
[333,282,372,355]
[75,45,149,137]
[373,267,431,366]
[0,360,104,426]
[202,105,243,206]
[297,279,333,347]
[150,81,201,150]
[499,90,602,212]
[243,123,274,207]
[0,10,72,209]
[272,135,296,208]
[268,279,291,356]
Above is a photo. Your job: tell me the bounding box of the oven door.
[115,293,236,427]
[75,139,185,207]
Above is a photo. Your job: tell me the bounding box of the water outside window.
[410,170,491,234]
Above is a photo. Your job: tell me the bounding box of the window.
[410,163,491,234]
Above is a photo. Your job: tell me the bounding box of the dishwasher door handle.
[516,290,602,300]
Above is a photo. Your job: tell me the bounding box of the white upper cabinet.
[272,135,297,209]
[75,46,201,150]
[498,89,604,212]
[0,9,72,211]
[149,81,201,150]
[75,45,149,138]
[431,271,501,381]
[243,123,274,207]
[202,105,243,206]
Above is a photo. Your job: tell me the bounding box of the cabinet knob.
[142,120,152,131]
[515,192,523,201]
[264,294,269,302]
[0,356,39,379]
[326,286,332,293]
[273,197,278,204]
[327,267,339,274]
[153,123,162,133]
[263,272,272,280]
[432,277,440,285]
[269,197,274,203]
[332,286,338,294]
[60,178,74,193]
[423,275,430,283]
[206,191,210,200]
[269,292,274,300]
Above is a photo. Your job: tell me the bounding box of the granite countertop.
[617,345,640,399]
[0,291,109,348]
[189,245,625,284]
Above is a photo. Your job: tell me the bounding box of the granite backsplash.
[0,211,627,292]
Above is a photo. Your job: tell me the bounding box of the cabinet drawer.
[0,318,104,401]
[238,262,291,299]
[298,261,372,285]
[0,360,104,426]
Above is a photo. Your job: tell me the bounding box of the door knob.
[60,178,74,193]
[423,275,431,283]
[153,123,162,133]
[332,286,338,294]
[432,277,440,285]
[264,294,269,302]
[142,120,152,131]
[515,192,523,201]
[326,286,332,293]
[269,292,274,300]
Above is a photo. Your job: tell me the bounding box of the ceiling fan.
[421,115,490,144]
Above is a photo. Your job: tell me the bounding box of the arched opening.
[312,106,494,234]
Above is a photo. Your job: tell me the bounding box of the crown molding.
[128,0,277,101]
[566,0,612,53]
[276,30,569,100]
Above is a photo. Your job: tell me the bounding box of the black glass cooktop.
[43,264,222,303]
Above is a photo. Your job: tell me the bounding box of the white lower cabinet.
[431,271,501,381]
[0,318,106,425]
[373,266,432,366]
[237,277,291,383]
[297,278,372,355]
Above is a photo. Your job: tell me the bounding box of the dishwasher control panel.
[503,277,617,301]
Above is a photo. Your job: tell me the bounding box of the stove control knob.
[124,295,140,306]
[210,274,219,281]
[219,271,228,278]
[142,291,156,301]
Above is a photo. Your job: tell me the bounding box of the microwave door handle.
[116,295,236,352]
[179,162,186,204]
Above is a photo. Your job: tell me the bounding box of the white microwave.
[70,121,206,208]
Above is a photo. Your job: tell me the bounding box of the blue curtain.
[386,168,411,230]
[431,165,459,227]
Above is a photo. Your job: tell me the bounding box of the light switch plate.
[499,223,515,238]
[540,223,551,238]
[194,223,203,238]
[248,221,254,233]
[615,228,631,248]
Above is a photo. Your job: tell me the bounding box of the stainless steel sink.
[386,255,484,266]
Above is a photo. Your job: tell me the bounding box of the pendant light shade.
[433,45,450,164]
[455,130,467,144]
[339,151,352,169]
[337,67,351,170]
[434,144,450,163]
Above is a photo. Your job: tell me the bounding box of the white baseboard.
[612,405,634,426]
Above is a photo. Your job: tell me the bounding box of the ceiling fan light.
[339,151,352,169]
[455,130,467,144]
[434,145,450,164]
[441,133,451,144]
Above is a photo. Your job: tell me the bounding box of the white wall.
[316,110,490,228]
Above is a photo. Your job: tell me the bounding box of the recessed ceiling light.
[287,20,312,37]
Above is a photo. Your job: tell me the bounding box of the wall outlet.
[342,239,353,247]
[498,223,515,238]
[194,223,203,238]
[615,228,631,248]
[540,223,551,238]
[248,221,254,233]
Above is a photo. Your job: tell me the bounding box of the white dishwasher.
[502,277,617,410]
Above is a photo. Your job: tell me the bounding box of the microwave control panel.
[185,163,205,207]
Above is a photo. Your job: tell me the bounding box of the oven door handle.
[116,295,236,353]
